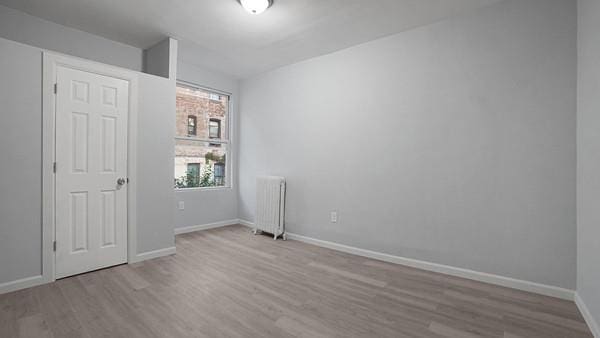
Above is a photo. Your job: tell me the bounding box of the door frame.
[42,52,139,283]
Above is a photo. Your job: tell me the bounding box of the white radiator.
[254,176,286,240]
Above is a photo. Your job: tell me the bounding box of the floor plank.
[0,225,593,338]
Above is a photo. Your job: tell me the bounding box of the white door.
[55,66,129,279]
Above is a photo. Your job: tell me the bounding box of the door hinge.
[53,83,57,94]
[53,162,57,173]
[53,241,57,252]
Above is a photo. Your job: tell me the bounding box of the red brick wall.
[176,86,227,141]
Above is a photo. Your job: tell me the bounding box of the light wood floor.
[0,225,592,338]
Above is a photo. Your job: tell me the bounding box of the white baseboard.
[2,247,177,294]
[238,219,574,301]
[0,275,46,295]
[131,246,176,263]
[238,219,254,228]
[575,292,600,338]
[174,219,240,235]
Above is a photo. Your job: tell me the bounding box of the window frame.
[175,81,232,191]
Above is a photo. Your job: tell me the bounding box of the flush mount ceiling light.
[238,0,273,15]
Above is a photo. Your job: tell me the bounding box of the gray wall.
[174,62,240,229]
[0,4,143,71]
[577,0,600,327]
[0,36,175,285]
[0,39,43,284]
[144,39,172,79]
[137,72,176,253]
[238,0,577,289]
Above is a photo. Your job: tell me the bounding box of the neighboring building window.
[209,119,221,147]
[214,162,225,186]
[209,119,221,139]
[187,115,197,136]
[175,83,230,189]
[186,163,200,186]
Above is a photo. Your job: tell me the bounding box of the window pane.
[186,163,200,183]
[176,85,228,140]
[187,116,197,135]
[174,139,228,189]
[209,119,220,139]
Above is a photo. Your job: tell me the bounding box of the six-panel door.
[55,66,129,279]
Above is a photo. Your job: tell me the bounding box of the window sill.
[174,186,232,192]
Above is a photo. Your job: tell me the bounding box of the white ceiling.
[0,0,503,78]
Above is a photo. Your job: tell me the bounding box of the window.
[186,163,200,186]
[209,119,221,139]
[209,119,221,147]
[187,115,197,136]
[175,83,230,189]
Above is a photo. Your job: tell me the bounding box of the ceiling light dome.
[239,0,273,15]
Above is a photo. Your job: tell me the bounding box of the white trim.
[576,293,600,338]
[177,80,233,96]
[0,275,46,295]
[174,219,239,235]
[238,220,574,301]
[42,53,56,286]
[175,136,229,144]
[286,232,575,300]
[175,186,233,192]
[238,219,254,228]
[42,52,139,281]
[131,246,176,263]
[126,69,139,264]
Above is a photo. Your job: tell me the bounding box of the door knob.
[117,178,127,186]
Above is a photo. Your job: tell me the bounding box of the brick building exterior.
[175,86,228,139]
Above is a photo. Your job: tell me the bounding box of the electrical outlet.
[178,201,185,210]
[330,211,338,223]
